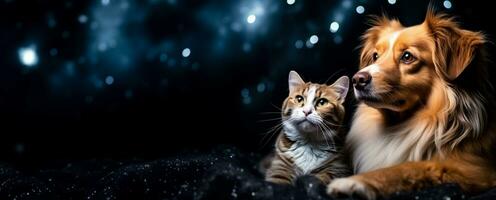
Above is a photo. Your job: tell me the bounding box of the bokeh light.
[105,75,114,85]
[309,35,319,44]
[182,48,191,58]
[443,0,452,9]
[356,6,365,14]
[330,22,340,33]
[247,14,256,24]
[18,46,39,67]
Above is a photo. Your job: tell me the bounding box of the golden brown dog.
[327,8,496,199]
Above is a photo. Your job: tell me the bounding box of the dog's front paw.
[327,177,376,200]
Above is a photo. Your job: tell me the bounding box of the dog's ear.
[359,15,402,68]
[424,8,485,80]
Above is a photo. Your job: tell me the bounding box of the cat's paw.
[327,177,376,200]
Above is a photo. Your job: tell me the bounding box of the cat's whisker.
[322,118,343,127]
[320,122,337,148]
[259,123,283,148]
[259,127,282,149]
[316,120,333,141]
[262,123,283,136]
[258,112,283,115]
[317,124,333,150]
[259,118,296,148]
[270,103,283,111]
[257,118,283,123]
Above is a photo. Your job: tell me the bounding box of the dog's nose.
[352,71,372,90]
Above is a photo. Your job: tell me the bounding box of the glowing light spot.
[443,0,452,9]
[18,46,39,67]
[334,35,343,44]
[287,0,295,5]
[356,6,365,14]
[309,35,319,44]
[231,22,242,32]
[306,40,314,48]
[241,88,252,103]
[50,48,58,56]
[330,22,340,33]
[159,53,168,62]
[295,40,304,49]
[101,0,110,6]
[388,0,396,5]
[47,17,57,28]
[243,97,252,105]
[98,43,107,52]
[78,15,88,24]
[257,83,266,93]
[182,48,191,58]
[105,75,114,85]
[242,43,252,52]
[247,14,256,24]
[241,88,250,98]
[342,0,352,8]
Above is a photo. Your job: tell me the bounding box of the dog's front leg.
[327,159,496,199]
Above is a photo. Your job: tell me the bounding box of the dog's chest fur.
[347,105,436,173]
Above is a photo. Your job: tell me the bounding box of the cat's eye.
[372,52,379,61]
[317,98,328,106]
[400,51,416,64]
[295,95,304,103]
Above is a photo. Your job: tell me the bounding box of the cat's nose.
[303,110,312,116]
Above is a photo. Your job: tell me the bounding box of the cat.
[265,71,351,185]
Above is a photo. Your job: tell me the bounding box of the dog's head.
[353,9,485,112]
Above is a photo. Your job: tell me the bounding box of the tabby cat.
[265,71,351,185]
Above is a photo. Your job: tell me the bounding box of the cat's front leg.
[314,173,332,185]
[265,157,297,185]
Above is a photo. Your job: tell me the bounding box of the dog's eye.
[373,52,379,61]
[295,95,304,103]
[400,51,416,64]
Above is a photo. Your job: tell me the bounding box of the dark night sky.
[0,0,493,165]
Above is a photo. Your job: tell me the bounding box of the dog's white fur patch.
[360,64,381,75]
[327,177,376,200]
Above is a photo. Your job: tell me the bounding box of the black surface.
[0,146,494,200]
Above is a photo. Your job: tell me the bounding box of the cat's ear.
[330,76,349,104]
[288,71,304,93]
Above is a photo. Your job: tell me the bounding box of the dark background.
[0,0,493,166]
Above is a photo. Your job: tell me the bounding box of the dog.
[327,7,496,199]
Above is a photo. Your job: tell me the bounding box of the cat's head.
[282,71,349,141]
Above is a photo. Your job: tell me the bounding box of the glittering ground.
[0,146,494,200]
